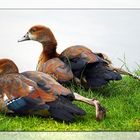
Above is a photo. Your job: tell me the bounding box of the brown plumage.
[18,25,122,88]
[19,25,73,83]
[60,45,98,64]
[0,59,86,122]
[38,58,73,83]
[0,59,106,121]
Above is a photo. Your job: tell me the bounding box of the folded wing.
[0,73,85,122]
[60,45,122,88]
[38,58,73,84]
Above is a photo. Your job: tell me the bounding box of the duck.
[0,58,106,122]
[18,25,122,88]
[18,25,73,84]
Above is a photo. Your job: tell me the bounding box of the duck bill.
[18,33,30,42]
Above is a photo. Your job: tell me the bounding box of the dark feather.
[47,96,86,122]
[84,62,122,88]
[36,81,51,92]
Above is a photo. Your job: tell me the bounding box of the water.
[0,10,139,72]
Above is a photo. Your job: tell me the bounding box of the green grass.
[0,76,139,131]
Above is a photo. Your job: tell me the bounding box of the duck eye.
[31,29,36,33]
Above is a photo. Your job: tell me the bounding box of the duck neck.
[42,41,58,59]
[37,41,59,71]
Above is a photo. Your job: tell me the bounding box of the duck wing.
[0,73,56,115]
[21,71,74,100]
[0,73,85,122]
[38,58,73,84]
[21,71,85,121]
[60,45,122,88]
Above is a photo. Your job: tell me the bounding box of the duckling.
[18,25,122,88]
[0,59,106,121]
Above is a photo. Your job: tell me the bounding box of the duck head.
[18,25,57,45]
[0,59,19,75]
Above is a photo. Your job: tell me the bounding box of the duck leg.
[73,92,106,121]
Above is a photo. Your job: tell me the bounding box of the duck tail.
[84,62,122,88]
[111,67,140,81]
[47,96,86,122]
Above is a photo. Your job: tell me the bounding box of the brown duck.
[18,25,122,88]
[0,58,105,121]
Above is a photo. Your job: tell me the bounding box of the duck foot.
[95,102,106,121]
[89,99,106,121]
[73,92,106,120]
